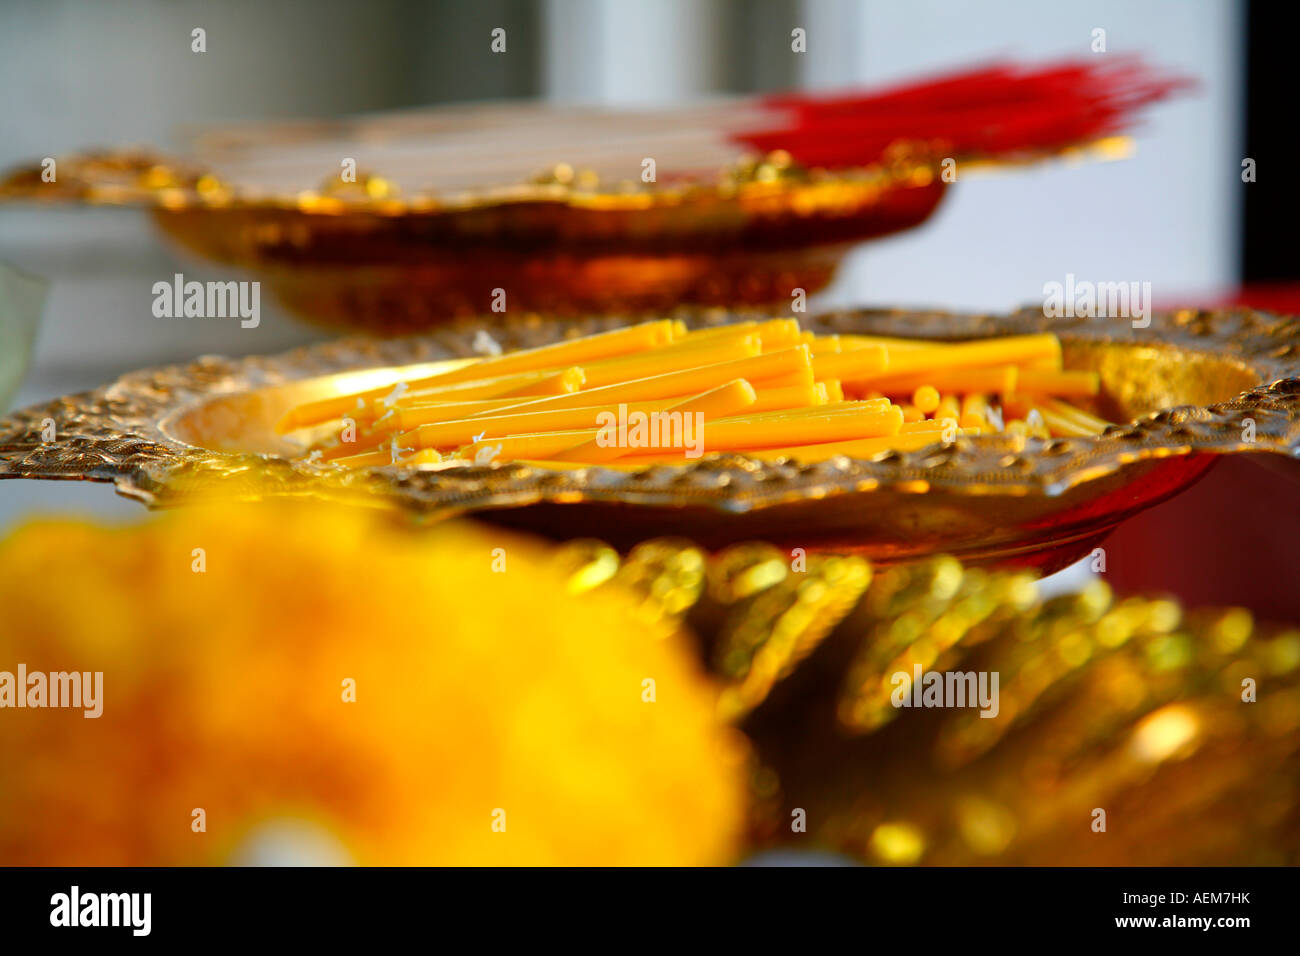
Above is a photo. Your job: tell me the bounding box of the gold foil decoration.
[551,537,1299,865]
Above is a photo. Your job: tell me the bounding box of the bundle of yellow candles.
[278,318,1112,469]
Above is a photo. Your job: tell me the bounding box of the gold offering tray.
[0,148,946,331]
[2,306,1297,572]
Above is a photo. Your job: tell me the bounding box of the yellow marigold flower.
[0,502,746,865]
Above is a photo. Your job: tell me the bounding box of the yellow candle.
[481,345,815,417]
[748,382,825,413]
[836,334,1060,387]
[712,399,891,423]
[959,394,990,430]
[912,385,940,413]
[900,419,949,434]
[936,394,960,422]
[836,334,948,352]
[681,318,802,350]
[568,334,760,389]
[553,378,759,463]
[392,318,678,390]
[809,345,891,382]
[283,365,585,431]
[402,396,703,450]
[460,401,901,463]
[871,366,1019,397]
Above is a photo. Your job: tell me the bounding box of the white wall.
[543,0,732,103]
[799,0,1242,312]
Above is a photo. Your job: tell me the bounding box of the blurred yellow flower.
[0,503,746,865]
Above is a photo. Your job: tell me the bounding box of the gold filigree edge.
[0,147,942,216]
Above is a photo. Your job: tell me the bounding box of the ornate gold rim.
[0,146,943,218]
[2,306,1297,519]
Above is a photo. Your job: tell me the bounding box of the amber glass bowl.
[2,148,946,332]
